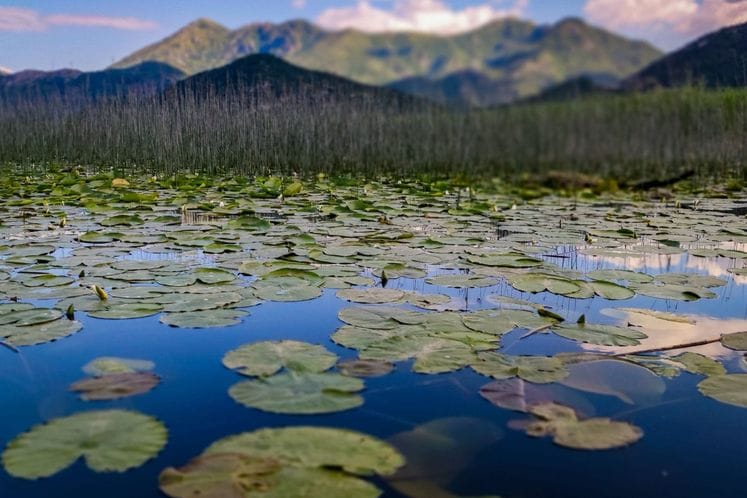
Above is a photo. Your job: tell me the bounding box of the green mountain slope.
[171,53,424,109]
[626,21,747,89]
[0,62,183,104]
[113,16,662,105]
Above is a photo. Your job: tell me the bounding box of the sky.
[1,0,746,72]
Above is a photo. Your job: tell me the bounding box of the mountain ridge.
[112,16,662,105]
[0,62,183,104]
[626,21,747,89]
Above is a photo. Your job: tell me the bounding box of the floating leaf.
[0,307,63,326]
[471,353,568,384]
[425,274,498,288]
[194,268,236,285]
[553,323,647,347]
[83,357,155,376]
[509,274,581,296]
[698,374,747,408]
[722,331,747,351]
[0,318,82,346]
[2,410,167,479]
[336,288,406,304]
[222,340,337,377]
[70,372,160,401]
[228,372,364,414]
[338,359,394,378]
[524,403,643,450]
[205,427,404,476]
[87,302,163,320]
[671,352,726,377]
[160,310,247,329]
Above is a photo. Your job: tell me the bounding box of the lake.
[1,175,746,498]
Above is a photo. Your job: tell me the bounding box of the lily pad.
[87,302,164,320]
[70,372,160,401]
[698,374,747,408]
[228,372,364,414]
[471,353,568,383]
[205,427,404,476]
[553,323,647,347]
[222,341,337,377]
[722,331,747,351]
[160,310,248,329]
[336,288,406,304]
[0,318,83,346]
[83,357,155,376]
[525,403,643,450]
[338,359,395,378]
[2,410,167,479]
[159,453,381,498]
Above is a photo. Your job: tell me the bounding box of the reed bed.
[0,85,745,181]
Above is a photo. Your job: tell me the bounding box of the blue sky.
[1,0,745,72]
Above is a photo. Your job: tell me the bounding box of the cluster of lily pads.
[2,171,747,496]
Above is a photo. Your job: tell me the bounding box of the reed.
[0,85,745,181]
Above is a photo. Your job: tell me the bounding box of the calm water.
[2,247,747,498]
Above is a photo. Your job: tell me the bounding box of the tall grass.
[0,85,745,180]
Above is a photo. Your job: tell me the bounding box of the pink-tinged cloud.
[585,0,747,40]
[316,0,528,35]
[0,6,157,32]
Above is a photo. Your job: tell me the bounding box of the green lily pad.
[162,458,380,498]
[671,352,726,377]
[698,374,747,408]
[251,280,322,302]
[338,359,395,378]
[721,331,747,351]
[228,372,364,414]
[222,340,337,377]
[467,253,543,268]
[195,268,236,285]
[338,307,425,330]
[160,310,248,329]
[588,281,635,300]
[336,288,407,304]
[587,269,653,284]
[87,302,164,320]
[70,372,161,401]
[206,427,404,476]
[0,318,83,346]
[425,274,498,288]
[525,403,643,450]
[2,410,167,479]
[471,353,568,383]
[553,323,647,347]
[509,274,581,296]
[0,308,63,326]
[83,357,155,376]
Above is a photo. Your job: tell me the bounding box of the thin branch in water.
[612,336,723,357]
[0,340,19,353]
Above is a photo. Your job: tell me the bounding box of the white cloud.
[584,0,747,43]
[0,65,12,74]
[292,0,308,9]
[316,0,528,34]
[0,6,157,32]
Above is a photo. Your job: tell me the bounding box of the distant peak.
[183,17,228,31]
[555,17,588,27]
[0,65,12,75]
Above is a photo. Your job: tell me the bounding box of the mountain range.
[170,54,423,109]
[112,17,662,106]
[626,21,747,89]
[0,62,183,104]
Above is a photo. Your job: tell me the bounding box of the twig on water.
[0,340,20,353]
